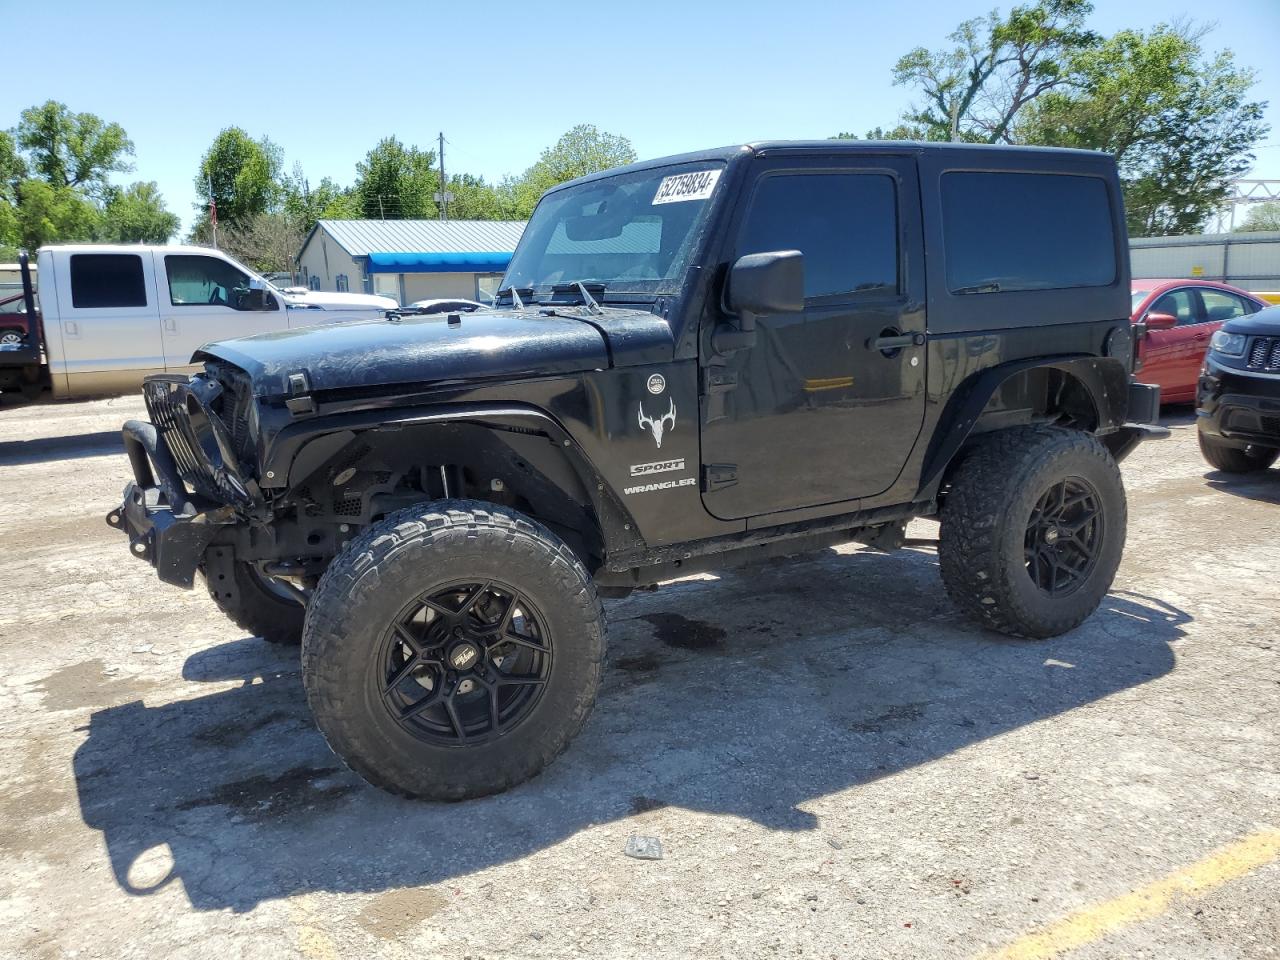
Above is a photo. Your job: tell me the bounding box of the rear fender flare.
[919,355,1130,499]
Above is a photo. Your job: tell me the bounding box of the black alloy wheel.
[1023,477,1104,598]
[302,501,605,800]
[381,580,553,745]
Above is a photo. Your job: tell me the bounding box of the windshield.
[1131,290,1151,311]
[502,162,726,297]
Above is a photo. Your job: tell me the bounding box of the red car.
[1131,279,1267,404]
[0,291,33,347]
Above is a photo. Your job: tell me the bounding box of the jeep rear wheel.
[1197,430,1279,474]
[301,500,605,800]
[938,426,1126,639]
[204,556,305,645]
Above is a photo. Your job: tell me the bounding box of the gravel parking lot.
[1,395,1277,960]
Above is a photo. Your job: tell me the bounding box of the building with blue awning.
[296,219,527,304]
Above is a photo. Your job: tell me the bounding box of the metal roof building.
[296,219,527,304]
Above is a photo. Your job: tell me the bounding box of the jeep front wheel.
[938,426,1126,639]
[1197,430,1279,474]
[204,555,305,645]
[301,501,605,800]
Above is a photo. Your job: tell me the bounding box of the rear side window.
[736,172,898,299]
[1199,289,1253,322]
[941,172,1116,295]
[69,254,147,308]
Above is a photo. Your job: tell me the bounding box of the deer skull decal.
[638,398,677,449]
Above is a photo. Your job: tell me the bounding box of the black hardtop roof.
[550,140,1111,194]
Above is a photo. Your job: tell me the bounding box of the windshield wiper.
[497,286,531,309]
[548,281,607,315]
[953,282,1002,295]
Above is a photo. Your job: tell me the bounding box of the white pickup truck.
[0,244,397,401]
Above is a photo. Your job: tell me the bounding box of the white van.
[2,244,396,400]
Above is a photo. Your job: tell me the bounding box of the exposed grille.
[206,364,256,465]
[1247,336,1280,371]
[143,377,245,504]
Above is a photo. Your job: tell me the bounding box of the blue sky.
[5,0,1278,234]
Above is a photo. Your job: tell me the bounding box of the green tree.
[892,0,1097,142]
[501,124,636,218]
[1237,201,1280,233]
[193,127,283,236]
[11,179,99,250]
[282,165,360,233]
[99,181,180,243]
[353,137,439,219]
[0,131,26,203]
[16,100,134,198]
[1021,27,1268,235]
[831,124,929,141]
[446,173,516,220]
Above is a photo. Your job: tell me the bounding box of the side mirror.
[1144,311,1177,330]
[726,250,805,319]
[715,250,804,354]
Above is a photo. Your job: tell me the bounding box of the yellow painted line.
[978,828,1280,960]
[802,376,854,393]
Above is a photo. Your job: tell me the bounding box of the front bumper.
[106,420,234,588]
[1196,357,1280,448]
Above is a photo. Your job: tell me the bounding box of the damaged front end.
[107,373,262,588]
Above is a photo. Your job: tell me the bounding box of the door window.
[69,254,147,308]
[1198,289,1252,323]
[736,172,898,299]
[165,255,272,311]
[1149,289,1199,325]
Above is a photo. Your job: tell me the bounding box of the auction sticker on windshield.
[653,169,722,204]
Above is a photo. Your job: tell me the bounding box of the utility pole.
[208,174,218,249]
[438,131,448,221]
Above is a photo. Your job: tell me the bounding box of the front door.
[154,251,288,373]
[699,157,927,520]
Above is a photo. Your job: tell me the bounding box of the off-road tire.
[205,559,305,645]
[1197,429,1279,474]
[301,500,606,801]
[938,426,1126,639]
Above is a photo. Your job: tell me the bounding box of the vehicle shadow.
[73,545,1190,912]
[0,430,122,466]
[1203,467,1280,505]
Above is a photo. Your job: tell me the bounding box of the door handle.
[64,320,79,337]
[164,316,177,333]
[869,332,924,352]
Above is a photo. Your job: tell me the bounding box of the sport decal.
[630,458,685,478]
[638,399,676,448]
[652,169,722,205]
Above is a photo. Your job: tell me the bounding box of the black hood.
[195,306,673,397]
[1222,304,1280,337]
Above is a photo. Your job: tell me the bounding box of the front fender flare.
[260,402,644,560]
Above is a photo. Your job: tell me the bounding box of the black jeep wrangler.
[109,141,1164,799]
[1196,304,1280,473]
